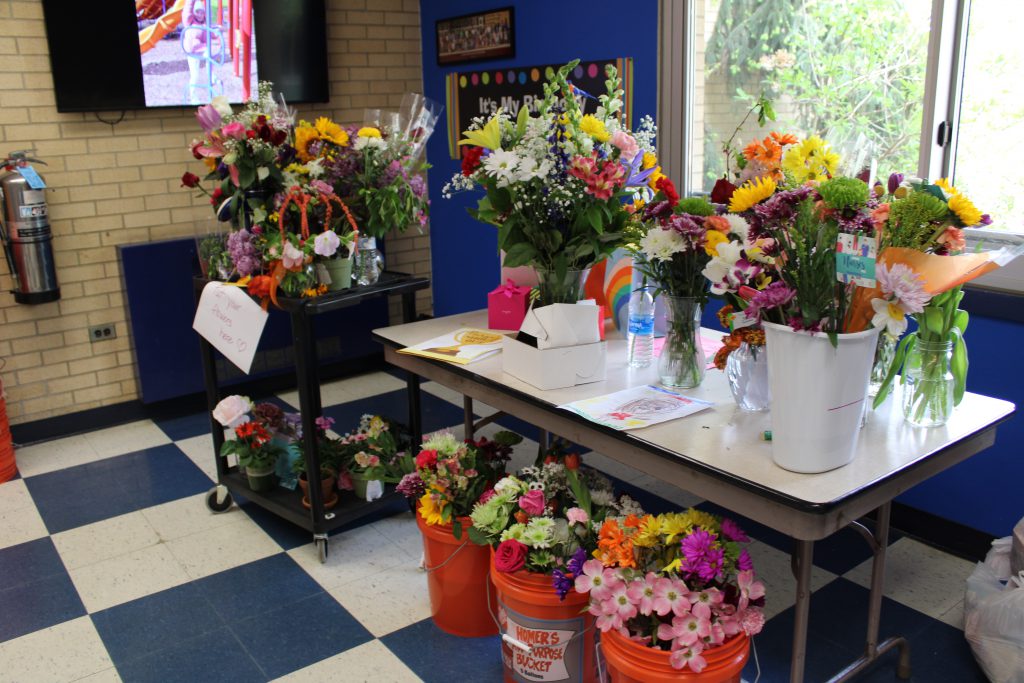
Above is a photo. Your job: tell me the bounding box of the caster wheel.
[316,538,329,563]
[205,486,233,513]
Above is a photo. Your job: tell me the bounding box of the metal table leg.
[464,396,474,439]
[790,539,814,683]
[401,291,422,446]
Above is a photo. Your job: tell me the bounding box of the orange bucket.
[416,512,498,637]
[490,559,596,683]
[601,627,749,683]
[0,387,15,484]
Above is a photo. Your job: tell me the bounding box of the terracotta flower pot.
[297,470,338,510]
[601,627,750,683]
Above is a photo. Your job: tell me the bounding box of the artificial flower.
[728,176,777,213]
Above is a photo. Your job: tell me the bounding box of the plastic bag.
[988,537,1015,582]
[1013,518,1024,576]
[964,564,1024,683]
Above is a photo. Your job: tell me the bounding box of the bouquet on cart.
[334,414,415,501]
[444,59,658,305]
[212,395,296,492]
[573,507,765,676]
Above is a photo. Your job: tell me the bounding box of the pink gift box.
[487,279,532,330]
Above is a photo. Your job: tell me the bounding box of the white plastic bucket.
[763,322,880,473]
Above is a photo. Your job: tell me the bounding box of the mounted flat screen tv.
[41,0,328,113]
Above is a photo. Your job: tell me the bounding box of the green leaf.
[503,242,538,267]
[467,525,492,546]
[565,469,592,519]
[951,328,968,406]
[924,307,945,337]
[954,309,969,334]
[587,206,603,233]
[452,519,463,540]
[899,335,917,386]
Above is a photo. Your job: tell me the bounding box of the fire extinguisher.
[0,150,60,304]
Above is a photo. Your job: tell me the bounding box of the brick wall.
[0,0,429,426]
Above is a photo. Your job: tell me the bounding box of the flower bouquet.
[445,59,658,304]
[212,395,290,492]
[334,414,414,501]
[572,508,765,676]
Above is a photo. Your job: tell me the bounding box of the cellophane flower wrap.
[468,445,645,578]
[399,430,522,534]
[572,508,766,673]
[445,59,659,279]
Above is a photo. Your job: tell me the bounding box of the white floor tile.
[172,434,220,482]
[72,668,123,683]
[367,511,424,561]
[67,544,192,613]
[328,563,432,637]
[289,524,413,591]
[271,639,422,682]
[278,371,407,409]
[12,436,103,478]
[0,479,47,549]
[0,617,113,683]
[140,492,244,541]
[83,420,171,460]
[163,516,281,581]
[744,540,836,621]
[52,511,160,570]
[844,537,975,621]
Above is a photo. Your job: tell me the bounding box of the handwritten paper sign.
[192,282,268,374]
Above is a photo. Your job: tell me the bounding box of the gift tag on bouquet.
[836,233,877,287]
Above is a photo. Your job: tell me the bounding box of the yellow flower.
[647,167,665,190]
[418,493,445,526]
[294,125,320,162]
[641,152,658,170]
[782,135,839,183]
[632,515,662,548]
[661,558,682,574]
[704,229,728,257]
[729,176,777,212]
[315,117,349,146]
[678,508,720,533]
[202,156,217,172]
[357,126,382,139]
[659,513,693,543]
[934,177,958,195]
[948,192,983,226]
[284,163,310,175]
[579,114,610,143]
[458,115,502,150]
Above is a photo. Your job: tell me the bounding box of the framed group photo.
[436,6,515,65]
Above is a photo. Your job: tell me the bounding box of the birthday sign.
[444,58,633,159]
[192,282,269,374]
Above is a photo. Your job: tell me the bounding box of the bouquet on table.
[445,59,658,304]
[573,507,765,675]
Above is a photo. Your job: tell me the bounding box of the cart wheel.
[316,537,329,563]
[205,486,232,513]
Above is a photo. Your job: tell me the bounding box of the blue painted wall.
[419,0,659,316]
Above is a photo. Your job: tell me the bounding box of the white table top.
[375,310,1015,509]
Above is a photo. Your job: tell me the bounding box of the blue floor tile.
[741,618,857,683]
[238,500,312,551]
[233,592,373,679]
[92,583,225,667]
[25,444,211,534]
[195,554,322,623]
[857,617,988,683]
[115,627,266,683]
[381,618,504,683]
[0,539,85,643]
[153,411,213,442]
[322,388,466,437]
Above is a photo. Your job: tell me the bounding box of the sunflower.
[314,117,349,146]
[418,493,446,526]
[948,192,983,226]
[293,124,320,162]
[357,126,382,139]
[934,177,958,195]
[579,114,610,143]
[728,176,777,212]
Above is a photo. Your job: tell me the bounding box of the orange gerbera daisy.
[743,136,783,167]
[770,132,799,145]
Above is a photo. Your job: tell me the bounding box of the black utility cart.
[194,271,430,562]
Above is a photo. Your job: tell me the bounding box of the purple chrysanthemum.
[737,548,754,572]
[745,281,796,320]
[720,518,750,543]
[681,528,721,581]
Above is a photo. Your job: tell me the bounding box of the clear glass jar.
[726,341,770,411]
[868,332,898,398]
[534,267,590,306]
[658,296,705,388]
[354,235,382,286]
[901,337,954,427]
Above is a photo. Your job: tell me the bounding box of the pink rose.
[212,394,251,427]
[610,131,639,162]
[566,507,589,525]
[222,122,246,139]
[518,489,546,517]
[493,539,528,573]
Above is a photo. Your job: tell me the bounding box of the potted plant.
[467,442,643,683]
[337,414,414,501]
[396,429,521,637]
[572,508,766,680]
[212,395,286,493]
[291,416,340,510]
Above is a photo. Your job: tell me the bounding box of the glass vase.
[726,341,769,411]
[901,336,955,427]
[354,236,383,286]
[658,296,705,388]
[868,332,898,398]
[534,267,590,306]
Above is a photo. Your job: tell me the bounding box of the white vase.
[763,322,880,473]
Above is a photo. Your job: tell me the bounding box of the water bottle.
[627,286,655,368]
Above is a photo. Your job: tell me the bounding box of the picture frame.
[435,6,515,66]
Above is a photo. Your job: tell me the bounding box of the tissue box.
[501,302,607,390]
[487,280,531,330]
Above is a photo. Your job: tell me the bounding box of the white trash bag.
[965,538,1024,683]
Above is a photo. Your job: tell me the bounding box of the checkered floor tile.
[0,370,989,682]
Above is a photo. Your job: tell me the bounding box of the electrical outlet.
[88,324,116,342]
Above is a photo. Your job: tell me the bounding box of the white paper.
[559,384,713,430]
[192,282,269,374]
[519,303,600,349]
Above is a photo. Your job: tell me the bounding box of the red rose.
[655,176,679,206]
[494,539,528,573]
[181,172,201,189]
[415,449,438,469]
[461,146,484,177]
[710,177,738,205]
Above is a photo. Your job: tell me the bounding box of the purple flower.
[836,210,875,235]
[226,228,259,277]
[396,472,425,499]
[552,569,574,601]
[746,281,796,320]
[720,518,749,543]
[737,548,754,572]
[309,179,333,196]
[680,528,726,582]
[409,174,426,198]
[196,104,222,133]
[315,416,335,431]
[641,200,672,221]
[752,186,815,237]
[567,547,587,577]
[980,213,993,226]
[887,173,904,195]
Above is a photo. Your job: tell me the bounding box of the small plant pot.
[297,470,339,510]
[350,471,386,500]
[323,257,354,291]
[245,465,278,493]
